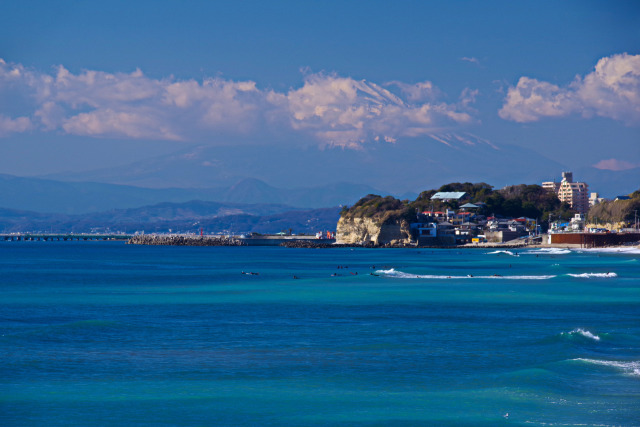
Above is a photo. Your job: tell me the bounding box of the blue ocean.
[1,242,639,426]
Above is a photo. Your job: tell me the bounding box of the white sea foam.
[562,328,601,341]
[522,248,572,255]
[479,275,556,280]
[375,269,555,280]
[567,272,617,278]
[578,247,640,255]
[376,269,466,279]
[574,358,640,376]
[487,250,516,256]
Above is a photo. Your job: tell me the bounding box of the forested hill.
[587,190,640,225]
[342,182,576,230]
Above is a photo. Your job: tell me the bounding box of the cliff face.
[335,216,413,246]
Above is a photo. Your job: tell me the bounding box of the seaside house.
[459,202,480,211]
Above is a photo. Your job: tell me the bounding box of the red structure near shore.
[550,233,640,248]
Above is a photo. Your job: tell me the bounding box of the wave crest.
[561,328,600,341]
[487,250,517,256]
[522,248,572,255]
[567,272,617,278]
[574,358,640,376]
[375,269,555,280]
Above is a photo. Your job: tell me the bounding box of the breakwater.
[127,235,245,246]
[1,233,131,241]
[280,241,372,248]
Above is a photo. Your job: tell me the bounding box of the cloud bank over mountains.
[499,53,640,125]
[1,53,638,148]
[0,59,475,148]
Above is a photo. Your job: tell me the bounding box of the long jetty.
[128,234,336,246]
[1,233,131,241]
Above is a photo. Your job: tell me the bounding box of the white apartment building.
[542,172,590,214]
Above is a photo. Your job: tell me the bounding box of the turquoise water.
[1,242,639,426]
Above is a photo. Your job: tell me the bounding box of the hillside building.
[589,192,606,207]
[542,171,590,214]
[430,192,468,202]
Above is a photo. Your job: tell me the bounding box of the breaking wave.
[522,248,572,255]
[578,247,640,255]
[567,272,617,278]
[561,328,601,341]
[574,358,640,376]
[375,269,555,280]
[487,250,518,256]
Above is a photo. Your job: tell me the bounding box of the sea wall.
[128,235,245,246]
[335,217,412,246]
[549,232,640,247]
[485,230,522,243]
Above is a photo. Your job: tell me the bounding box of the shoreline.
[125,234,639,250]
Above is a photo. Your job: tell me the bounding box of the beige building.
[542,172,590,214]
[589,192,606,207]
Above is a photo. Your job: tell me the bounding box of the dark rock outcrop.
[127,235,245,246]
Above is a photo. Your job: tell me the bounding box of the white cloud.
[34,101,65,130]
[499,77,577,122]
[461,57,480,65]
[593,158,640,171]
[459,88,479,107]
[0,59,478,147]
[282,74,475,148]
[53,66,161,108]
[499,53,640,125]
[0,114,32,136]
[386,80,439,102]
[62,109,181,140]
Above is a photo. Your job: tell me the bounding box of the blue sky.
[0,0,638,189]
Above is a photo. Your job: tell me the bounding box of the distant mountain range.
[40,134,635,198]
[2,133,635,224]
[0,174,380,214]
[42,136,569,193]
[0,200,341,235]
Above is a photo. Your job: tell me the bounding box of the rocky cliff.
[334,195,415,246]
[335,216,413,245]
